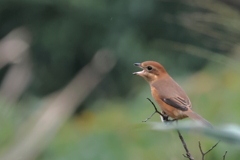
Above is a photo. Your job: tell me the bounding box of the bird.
[133,61,212,128]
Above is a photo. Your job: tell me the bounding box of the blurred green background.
[0,0,240,159]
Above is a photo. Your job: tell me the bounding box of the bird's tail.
[185,111,213,128]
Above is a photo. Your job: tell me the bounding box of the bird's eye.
[147,66,152,70]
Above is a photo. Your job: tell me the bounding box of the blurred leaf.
[148,121,240,145]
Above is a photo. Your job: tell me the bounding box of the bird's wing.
[152,77,192,110]
[152,78,212,128]
[161,97,189,111]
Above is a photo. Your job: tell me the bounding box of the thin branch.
[142,111,157,122]
[146,98,165,117]
[177,129,194,160]
[142,98,168,122]
[198,141,220,160]
[145,98,194,160]
[204,141,220,155]
[223,151,228,160]
[145,98,223,160]
[199,141,204,157]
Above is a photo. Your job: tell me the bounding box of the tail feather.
[185,111,213,128]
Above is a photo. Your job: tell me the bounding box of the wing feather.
[162,97,189,111]
[152,77,192,111]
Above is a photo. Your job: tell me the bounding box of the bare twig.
[145,99,223,160]
[223,151,227,160]
[198,141,220,160]
[142,98,168,122]
[177,129,194,160]
[145,98,194,160]
[142,111,157,122]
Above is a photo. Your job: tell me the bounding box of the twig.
[145,98,223,160]
[223,151,227,160]
[177,129,194,160]
[145,98,194,160]
[142,98,167,122]
[198,141,220,160]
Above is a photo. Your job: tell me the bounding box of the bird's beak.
[133,63,144,75]
[134,63,141,67]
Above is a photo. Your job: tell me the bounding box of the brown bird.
[133,61,212,128]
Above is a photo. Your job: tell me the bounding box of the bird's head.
[133,61,167,83]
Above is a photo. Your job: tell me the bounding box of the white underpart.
[160,115,164,122]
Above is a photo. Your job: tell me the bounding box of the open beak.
[133,63,144,75]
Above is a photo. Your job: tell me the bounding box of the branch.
[144,98,194,160]
[142,98,168,122]
[144,98,225,160]
[198,141,220,160]
[177,130,194,160]
[223,151,227,160]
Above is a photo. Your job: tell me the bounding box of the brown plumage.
[133,61,212,128]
